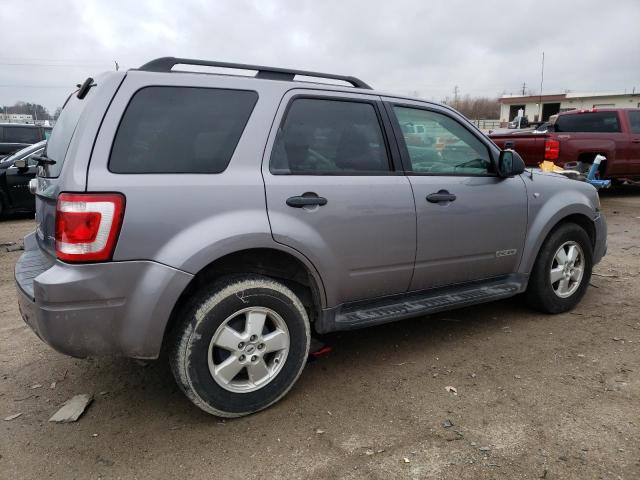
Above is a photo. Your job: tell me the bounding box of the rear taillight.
[55,193,125,262]
[544,139,560,161]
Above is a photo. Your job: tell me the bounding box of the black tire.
[169,275,310,417]
[525,223,593,313]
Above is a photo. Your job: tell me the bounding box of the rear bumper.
[15,233,193,359]
[593,212,607,265]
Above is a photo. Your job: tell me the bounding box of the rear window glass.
[555,111,620,133]
[3,126,40,143]
[109,87,258,174]
[44,92,91,178]
[628,111,640,134]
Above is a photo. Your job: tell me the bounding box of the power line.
[0,85,73,89]
[0,62,111,68]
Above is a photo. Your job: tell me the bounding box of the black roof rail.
[137,57,372,89]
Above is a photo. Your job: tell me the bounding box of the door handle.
[632,139,640,143]
[426,190,456,203]
[504,141,515,149]
[286,195,328,208]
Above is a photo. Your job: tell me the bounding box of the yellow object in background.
[539,160,565,173]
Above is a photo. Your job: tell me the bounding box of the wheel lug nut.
[250,335,257,342]
[258,343,264,350]
[251,355,257,362]
[239,354,245,361]
[238,342,245,349]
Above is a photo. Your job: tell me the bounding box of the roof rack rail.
[137,57,372,89]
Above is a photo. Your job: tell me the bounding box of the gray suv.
[15,57,607,417]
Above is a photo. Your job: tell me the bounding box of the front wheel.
[169,275,311,417]
[525,223,593,313]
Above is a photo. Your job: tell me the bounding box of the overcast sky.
[2,0,639,113]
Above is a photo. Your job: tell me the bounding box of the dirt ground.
[1,189,639,480]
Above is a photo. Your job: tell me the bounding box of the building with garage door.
[499,91,640,124]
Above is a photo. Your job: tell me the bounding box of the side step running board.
[316,277,525,333]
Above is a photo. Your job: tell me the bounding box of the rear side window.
[628,111,640,134]
[270,98,391,174]
[3,126,40,143]
[109,87,258,174]
[555,112,621,133]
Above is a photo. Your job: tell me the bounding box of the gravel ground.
[1,189,639,480]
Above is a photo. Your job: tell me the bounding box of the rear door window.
[270,98,391,174]
[109,87,258,174]
[555,112,621,133]
[3,126,40,143]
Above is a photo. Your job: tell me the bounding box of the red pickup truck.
[490,108,640,180]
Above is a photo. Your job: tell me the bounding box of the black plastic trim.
[315,274,527,333]
[138,57,372,89]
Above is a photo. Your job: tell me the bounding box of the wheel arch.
[519,202,596,276]
[162,247,326,347]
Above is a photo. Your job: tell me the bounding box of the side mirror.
[13,158,28,169]
[498,149,526,177]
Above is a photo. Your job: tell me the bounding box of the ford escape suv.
[15,57,607,417]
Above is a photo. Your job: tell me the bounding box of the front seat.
[335,126,381,171]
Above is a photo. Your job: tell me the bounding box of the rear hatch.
[34,72,125,257]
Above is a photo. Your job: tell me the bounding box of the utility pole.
[453,85,459,108]
[537,51,545,122]
[521,82,527,96]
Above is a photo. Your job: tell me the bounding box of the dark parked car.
[0,123,50,158]
[0,140,45,215]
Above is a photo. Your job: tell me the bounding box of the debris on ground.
[403,457,410,463]
[5,244,24,252]
[49,394,93,423]
[315,428,325,434]
[442,419,454,428]
[445,385,458,395]
[4,412,23,421]
[479,447,491,452]
[30,384,42,389]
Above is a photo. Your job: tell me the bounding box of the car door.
[5,148,41,209]
[385,100,528,291]
[262,91,417,307]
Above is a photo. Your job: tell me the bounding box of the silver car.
[15,57,607,417]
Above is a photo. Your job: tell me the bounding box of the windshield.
[0,140,47,165]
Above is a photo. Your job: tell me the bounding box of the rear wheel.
[169,275,310,417]
[525,223,593,313]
